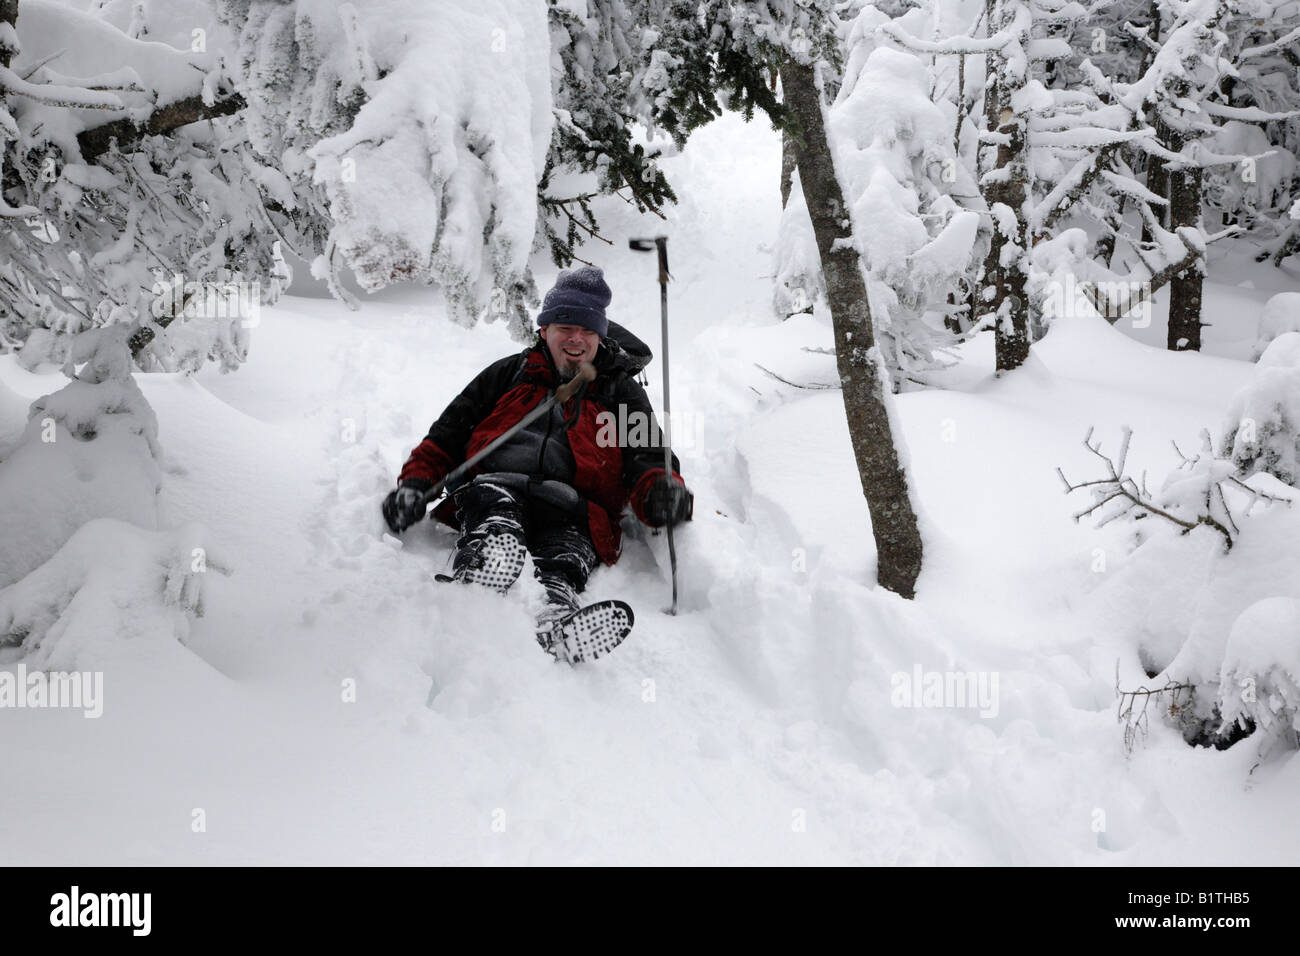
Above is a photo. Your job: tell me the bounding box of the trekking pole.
[628,235,678,615]
[417,362,596,511]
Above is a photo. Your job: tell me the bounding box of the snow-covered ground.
[2,113,1297,865]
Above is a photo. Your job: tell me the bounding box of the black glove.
[382,484,429,534]
[644,476,693,527]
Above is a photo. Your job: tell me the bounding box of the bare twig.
[1116,666,1195,754]
[754,363,839,390]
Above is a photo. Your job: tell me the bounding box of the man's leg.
[449,476,529,592]
[528,507,599,627]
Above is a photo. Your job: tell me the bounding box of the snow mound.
[0,518,226,671]
[1218,597,1300,747]
[1223,340,1300,486]
[0,372,163,589]
[1253,292,1300,360]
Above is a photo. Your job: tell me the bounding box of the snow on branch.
[0,63,123,109]
[1202,101,1300,123]
[1240,25,1300,59]
[75,88,246,160]
[1098,169,1169,206]
[1058,427,1287,552]
[1030,139,1137,234]
[877,20,1018,56]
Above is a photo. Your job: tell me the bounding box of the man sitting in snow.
[382,266,693,639]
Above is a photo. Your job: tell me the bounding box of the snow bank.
[0,369,163,589]
[1218,597,1300,750]
[0,518,223,672]
[1224,329,1300,486]
[1253,292,1300,360]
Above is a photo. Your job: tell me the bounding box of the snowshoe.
[434,532,527,593]
[536,600,634,664]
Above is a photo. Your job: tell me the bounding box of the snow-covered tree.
[830,18,982,388]
[545,0,678,270]
[881,0,1060,371]
[215,0,557,335]
[586,0,927,596]
[1,0,273,374]
[1030,0,1300,350]
[1222,328,1300,487]
[1061,398,1297,757]
[1216,597,1300,757]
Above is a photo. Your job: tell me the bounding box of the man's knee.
[454,476,527,540]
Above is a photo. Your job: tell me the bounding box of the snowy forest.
[1,0,1298,867]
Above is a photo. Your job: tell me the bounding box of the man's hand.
[644,476,693,528]
[382,484,429,534]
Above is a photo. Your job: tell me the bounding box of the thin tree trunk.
[1166,136,1204,351]
[1141,119,1171,246]
[779,57,924,599]
[1138,2,1166,248]
[980,0,1030,371]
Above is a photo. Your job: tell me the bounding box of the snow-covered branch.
[877,20,1019,55]
[0,63,123,109]
[1240,24,1300,59]
[1057,426,1285,551]
[76,88,246,160]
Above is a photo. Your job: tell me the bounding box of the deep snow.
[1,113,1298,865]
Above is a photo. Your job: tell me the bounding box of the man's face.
[541,323,601,379]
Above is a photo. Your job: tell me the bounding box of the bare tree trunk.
[1166,140,1204,351]
[1138,3,1166,248]
[779,58,924,599]
[980,0,1030,371]
[1140,120,1171,248]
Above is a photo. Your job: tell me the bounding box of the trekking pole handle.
[629,236,670,286]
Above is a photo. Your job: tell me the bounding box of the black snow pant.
[450,473,599,622]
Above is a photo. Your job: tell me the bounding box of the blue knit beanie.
[537,266,611,338]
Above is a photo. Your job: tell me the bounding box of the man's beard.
[557,355,588,381]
